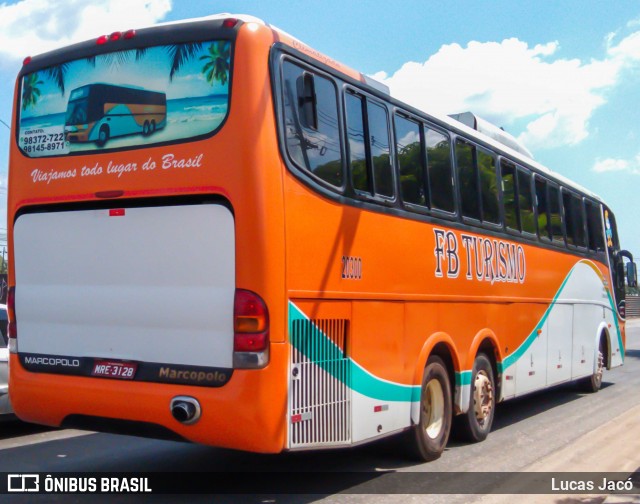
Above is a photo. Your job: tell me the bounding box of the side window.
[586,200,605,252]
[573,196,586,248]
[548,184,564,245]
[517,169,536,234]
[456,140,480,221]
[535,177,550,240]
[395,115,426,206]
[426,128,454,213]
[478,150,500,224]
[368,101,393,198]
[501,161,518,231]
[345,92,368,192]
[564,192,586,248]
[282,61,343,187]
[563,191,576,247]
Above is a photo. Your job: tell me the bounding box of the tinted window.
[564,192,586,248]
[586,200,605,252]
[426,129,454,213]
[573,196,586,248]
[502,161,518,231]
[548,184,564,244]
[346,93,368,192]
[518,169,536,234]
[283,62,343,187]
[535,177,550,240]
[478,150,499,224]
[368,102,393,197]
[396,115,426,206]
[456,141,480,220]
[563,192,576,246]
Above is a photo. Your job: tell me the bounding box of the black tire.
[96,125,109,147]
[454,353,495,443]
[150,120,156,133]
[579,337,605,393]
[403,355,452,461]
[143,121,150,136]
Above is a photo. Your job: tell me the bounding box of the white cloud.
[0,0,172,60]
[593,154,640,175]
[374,28,640,152]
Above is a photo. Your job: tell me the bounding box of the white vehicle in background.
[0,303,14,417]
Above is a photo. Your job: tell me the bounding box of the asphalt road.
[2,321,640,503]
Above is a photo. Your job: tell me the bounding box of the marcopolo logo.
[158,366,228,385]
[23,356,81,368]
[8,474,40,492]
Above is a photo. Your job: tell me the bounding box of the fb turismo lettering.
[434,228,526,284]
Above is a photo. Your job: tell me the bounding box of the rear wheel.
[404,355,452,461]
[143,120,150,136]
[455,353,495,443]
[580,337,605,393]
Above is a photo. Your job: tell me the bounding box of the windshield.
[65,99,89,125]
[18,39,231,157]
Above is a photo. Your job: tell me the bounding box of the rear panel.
[14,203,235,381]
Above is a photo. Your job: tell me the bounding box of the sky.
[1,0,640,259]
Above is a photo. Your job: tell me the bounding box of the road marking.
[0,429,95,450]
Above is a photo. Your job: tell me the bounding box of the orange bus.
[7,14,637,461]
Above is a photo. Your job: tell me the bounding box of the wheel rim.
[99,130,107,143]
[423,378,445,439]
[473,370,493,426]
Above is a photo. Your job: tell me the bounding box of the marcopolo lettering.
[158,366,228,384]
[23,355,81,368]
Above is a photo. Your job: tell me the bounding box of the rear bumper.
[9,342,288,453]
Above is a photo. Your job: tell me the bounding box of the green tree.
[199,42,231,86]
[21,72,44,110]
[167,42,204,81]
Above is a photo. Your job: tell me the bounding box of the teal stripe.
[455,370,472,386]
[501,262,623,371]
[604,288,624,362]
[289,302,420,402]
[501,269,573,370]
[289,261,623,402]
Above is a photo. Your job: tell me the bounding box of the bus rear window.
[18,40,231,157]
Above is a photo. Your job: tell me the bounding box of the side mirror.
[618,250,637,288]
[627,262,638,288]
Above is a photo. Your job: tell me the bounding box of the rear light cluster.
[97,30,136,45]
[23,18,240,67]
[233,289,269,369]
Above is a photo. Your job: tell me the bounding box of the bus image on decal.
[65,84,167,147]
[7,13,638,461]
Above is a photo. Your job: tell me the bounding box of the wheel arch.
[595,322,611,370]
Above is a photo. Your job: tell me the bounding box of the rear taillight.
[233,289,269,368]
[7,286,17,342]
